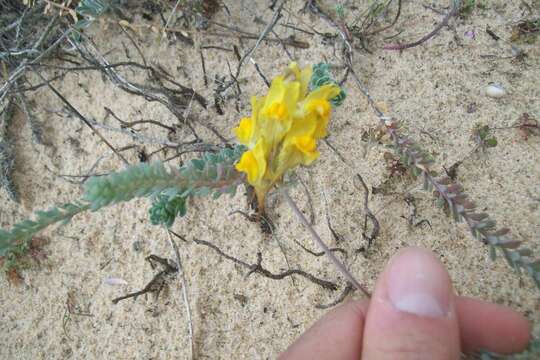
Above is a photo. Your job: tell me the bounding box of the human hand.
[281,247,530,359]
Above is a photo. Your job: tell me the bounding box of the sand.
[1,1,539,359]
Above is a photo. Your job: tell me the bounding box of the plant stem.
[166,229,194,359]
[281,188,371,297]
[0,202,90,257]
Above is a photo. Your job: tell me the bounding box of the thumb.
[362,247,460,359]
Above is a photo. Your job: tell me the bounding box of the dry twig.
[166,230,194,360]
[194,238,337,291]
[316,283,355,309]
[354,173,380,247]
[282,189,370,297]
[383,0,460,50]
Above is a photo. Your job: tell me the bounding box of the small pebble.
[464,30,476,40]
[132,240,142,252]
[485,84,507,98]
[511,45,524,57]
[104,277,128,286]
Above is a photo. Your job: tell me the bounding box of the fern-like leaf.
[0,145,247,262]
[147,145,246,227]
[0,202,89,257]
[83,145,246,210]
[309,63,347,106]
[149,194,187,228]
[384,120,540,290]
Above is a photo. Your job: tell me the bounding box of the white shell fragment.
[485,84,507,98]
[104,277,128,286]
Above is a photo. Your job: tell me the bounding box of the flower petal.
[301,84,339,138]
[304,83,341,104]
[264,76,287,109]
[287,112,318,138]
[233,117,253,145]
[235,150,259,183]
[305,99,332,138]
[294,135,320,164]
[235,139,268,185]
[287,62,312,99]
[265,102,288,119]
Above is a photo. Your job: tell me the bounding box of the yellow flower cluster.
[233,63,340,209]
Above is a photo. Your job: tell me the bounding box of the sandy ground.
[1,1,539,359]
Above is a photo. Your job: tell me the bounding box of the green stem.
[0,202,90,257]
[281,188,371,297]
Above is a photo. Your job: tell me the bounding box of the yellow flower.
[285,62,312,98]
[234,117,253,144]
[236,150,259,183]
[233,63,340,210]
[235,139,267,184]
[303,84,340,138]
[294,135,318,159]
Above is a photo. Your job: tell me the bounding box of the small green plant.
[0,145,246,272]
[472,124,498,151]
[511,18,540,44]
[146,146,247,227]
[335,4,345,20]
[1,62,539,295]
[149,194,188,228]
[0,63,345,274]
[73,0,116,32]
[460,0,487,18]
[384,119,539,290]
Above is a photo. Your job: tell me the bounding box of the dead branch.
[0,100,18,202]
[112,255,178,304]
[383,0,460,50]
[293,239,347,258]
[104,106,177,133]
[354,173,380,247]
[193,238,337,291]
[321,187,346,244]
[217,2,285,95]
[282,189,370,297]
[0,15,70,104]
[364,0,403,36]
[166,230,194,360]
[316,283,355,309]
[69,35,206,140]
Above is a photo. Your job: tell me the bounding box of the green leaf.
[309,63,347,106]
[149,194,187,227]
[0,202,90,258]
[489,244,497,261]
[191,159,205,171]
[477,125,490,140]
[485,138,498,147]
[1,145,247,263]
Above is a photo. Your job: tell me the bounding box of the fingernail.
[386,247,451,318]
